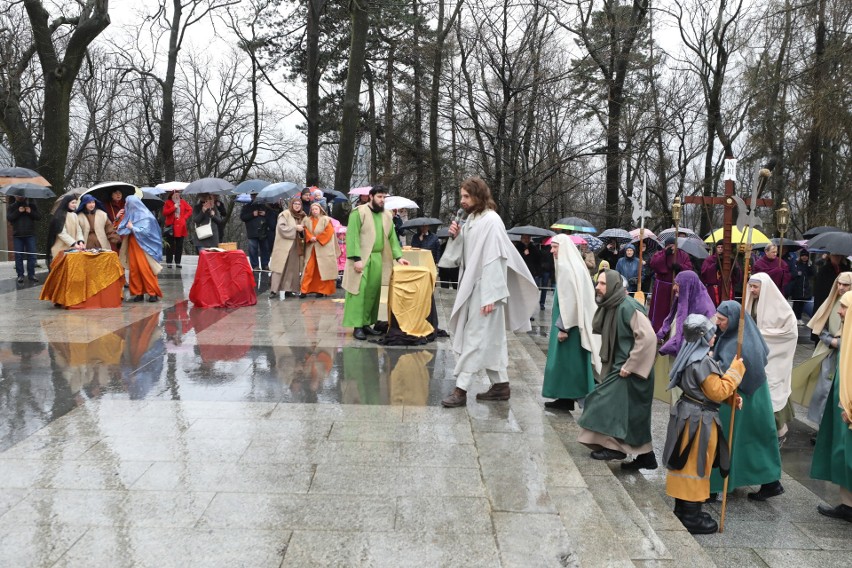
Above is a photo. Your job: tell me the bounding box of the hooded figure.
[744,272,797,433]
[663,314,744,534]
[709,300,783,501]
[577,269,658,470]
[77,194,120,250]
[300,201,339,297]
[810,290,852,522]
[47,193,86,266]
[657,270,716,356]
[117,195,163,302]
[541,234,602,410]
[615,243,639,293]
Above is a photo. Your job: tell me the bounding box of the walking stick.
[669,196,682,305]
[632,174,650,305]
[719,160,775,532]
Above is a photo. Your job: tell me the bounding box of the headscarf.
[745,272,796,334]
[117,196,162,259]
[668,314,716,388]
[658,270,716,356]
[808,272,852,335]
[597,259,610,273]
[76,194,106,214]
[839,291,852,421]
[713,300,769,395]
[592,269,628,373]
[551,234,601,372]
[289,196,306,221]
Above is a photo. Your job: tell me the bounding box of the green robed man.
[342,185,409,340]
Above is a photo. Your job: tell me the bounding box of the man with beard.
[440,177,538,407]
[577,269,658,469]
[342,184,409,340]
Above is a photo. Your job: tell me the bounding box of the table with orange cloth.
[40,250,125,309]
[189,249,257,308]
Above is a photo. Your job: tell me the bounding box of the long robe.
[342,207,402,327]
[811,370,852,492]
[78,210,119,250]
[269,210,304,294]
[648,248,692,330]
[448,210,538,377]
[709,381,782,492]
[541,291,595,400]
[577,298,657,453]
[301,215,337,296]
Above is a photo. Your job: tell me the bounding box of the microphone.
[451,208,467,239]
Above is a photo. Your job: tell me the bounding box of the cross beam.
[684,160,774,300]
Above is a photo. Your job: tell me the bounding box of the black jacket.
[6,199,40,237]
[789,260,813,300]
[515,242,542,277]
[239,200,271,240]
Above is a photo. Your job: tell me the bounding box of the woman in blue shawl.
[117,196,163,302]
[709,300,783,501]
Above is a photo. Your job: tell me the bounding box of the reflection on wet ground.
[0,294,457,453]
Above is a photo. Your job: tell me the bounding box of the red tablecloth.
[189,250,257,308]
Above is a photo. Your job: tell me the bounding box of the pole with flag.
[719,159,776,532]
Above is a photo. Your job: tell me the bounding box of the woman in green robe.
[542,235,601,409]
[710,301,783,500]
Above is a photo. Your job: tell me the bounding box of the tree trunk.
[381,43,395,184]
[154,0,182,183]
[333,0,370,193]
[305,0,325,186]
[412,0,425,208]
[807,0,826,223]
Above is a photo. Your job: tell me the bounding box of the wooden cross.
[684,157,774,300]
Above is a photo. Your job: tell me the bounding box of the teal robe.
[578,298,655,447]
[542,291,595,400]
[811,371,852,492]
[710,380,782,492]
[342,209,402,328]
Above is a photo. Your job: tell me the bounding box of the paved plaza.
[0,259,849,567]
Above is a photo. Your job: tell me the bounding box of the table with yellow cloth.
[378,248,438,321]
[40,251,125,309]
[388,265,437,338]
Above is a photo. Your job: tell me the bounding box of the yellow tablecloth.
[40,251,125,308]
[378,249,438,321]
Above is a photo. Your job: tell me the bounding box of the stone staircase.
[508,330,718,567]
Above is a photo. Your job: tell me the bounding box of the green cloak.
[710,380,782,492]
[811,371,852,492]
[577,298,655,447]
[342,210,402,328]
[542,291,595,400]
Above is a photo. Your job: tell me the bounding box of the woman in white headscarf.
[541,234,601,410]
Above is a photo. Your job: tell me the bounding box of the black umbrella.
[806,232,852,256]
[323,188,348,202]
[184,177,235,196]
[803,225,842,239]
[436,227,450,238]
[677,237,709,259]
[1,182,56,199]
[232,179,271,195]
[84,181,136,203]
[754,237,802,250]
[140,189,164,211]
[598,228,633,243]
[507,225,556,238]
[401,217,443,230]
[255,182,301,204]
[0,166,51,188]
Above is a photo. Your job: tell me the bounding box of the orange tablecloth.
[40,251,124,308]
[189,250,257,308]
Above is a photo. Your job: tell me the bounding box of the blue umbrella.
[255,182,301,204]
[323,188,348,203]
[233,179,271,195]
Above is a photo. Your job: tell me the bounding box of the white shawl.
[745,272,797,412]
[552,234,601,373]
[449,210,538,353]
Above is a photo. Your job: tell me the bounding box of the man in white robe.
[441,177,538,408]
[745,272,798,444]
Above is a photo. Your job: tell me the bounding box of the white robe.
[745,273,797,412]
[449,210,538,375]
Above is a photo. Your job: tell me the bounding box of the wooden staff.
[635,174,648,305]
[669,196,682,305]
[719,163,774,532]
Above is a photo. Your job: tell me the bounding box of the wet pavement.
[0,258,849,567]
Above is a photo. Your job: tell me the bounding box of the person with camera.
[7,196,41,283]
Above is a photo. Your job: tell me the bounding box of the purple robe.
[648,248,691,331]
[751,254,791,295]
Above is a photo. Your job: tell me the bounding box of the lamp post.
[775,199,789,267]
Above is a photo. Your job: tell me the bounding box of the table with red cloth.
[189,249,257,308]
[39,250,124,309]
